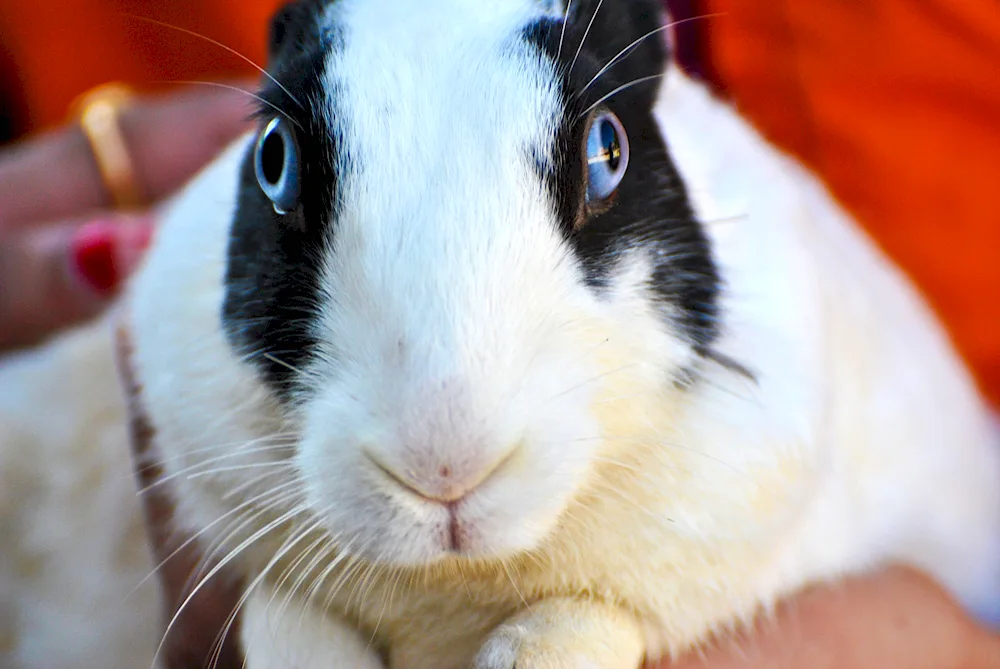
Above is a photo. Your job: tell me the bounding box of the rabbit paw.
[473,598,644,669]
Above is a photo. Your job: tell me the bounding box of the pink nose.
[365,450,513,503]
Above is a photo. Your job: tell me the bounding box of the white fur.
[2,0,998,666]
[240,588,382,669]
[0,320,162,669]
[303,0,612,565]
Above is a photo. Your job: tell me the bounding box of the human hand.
[651,566,1000,669]
[0,82,256,353]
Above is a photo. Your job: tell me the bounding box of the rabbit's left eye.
[585,109,629,205]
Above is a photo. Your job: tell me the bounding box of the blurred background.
[0,0,997,408]
[0,1,279,142]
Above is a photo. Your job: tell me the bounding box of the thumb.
[0,215,154,353]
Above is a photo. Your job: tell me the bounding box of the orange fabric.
[699,1,1000,407]
[0,1,284,133]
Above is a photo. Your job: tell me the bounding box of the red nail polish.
[70,221,120,296]
[70,218,156,296]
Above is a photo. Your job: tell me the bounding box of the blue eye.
[254,116,301,215]
[585,110,629,204]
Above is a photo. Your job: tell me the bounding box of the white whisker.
[303,539,356,621]
[137,432,298,472]
[126,479,301,603]
[137,445,295,494]
[500,559,531,612]
[263,352,308,376]
[223,466,299,502]
[366,566,402,655]
[317,542,370,621]
[577,14,727,99]
[180,483,306,599]
[568,432,777,500]
[271,531,337,634]
[263,532,329,626]
[238,519,328,665]
[568,0,605,76]
[211,537,311,667]
[125,15,305,110]
[542,362,639,406]
[186,461,296,481]
[578,73,666,119]
[457,559,474,604]
[152,80,304,130]
[556,0,574,60]
[151,503,311,669]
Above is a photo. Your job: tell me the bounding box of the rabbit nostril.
[364,445,520,505]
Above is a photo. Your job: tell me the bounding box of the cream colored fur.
[0,319,161,669]
[1,54,998,669]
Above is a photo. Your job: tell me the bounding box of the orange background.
[0,2,277,132]
[698,0,1000,408]
[0,0,997,407]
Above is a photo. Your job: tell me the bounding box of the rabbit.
[2,0,998,667]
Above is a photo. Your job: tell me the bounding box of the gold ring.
[70,83,145,209]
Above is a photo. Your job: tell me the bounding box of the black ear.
[267,0,326,63]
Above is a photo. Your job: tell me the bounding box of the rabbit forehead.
[222,0,719,399]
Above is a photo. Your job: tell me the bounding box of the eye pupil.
[260,131,286,186]
[600,120,621,171]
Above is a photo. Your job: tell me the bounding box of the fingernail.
[70,217,154,296]
[115,217,155,275]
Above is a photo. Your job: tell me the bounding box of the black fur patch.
[524,1,722,351]
[222,1,340,398]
